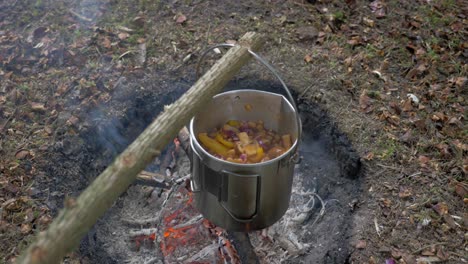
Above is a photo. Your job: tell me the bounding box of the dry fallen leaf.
[20,223,32,234]
[118,32,129,40]
[402,98,413,112]
[364,152,374,161]
[102,37,111,49]
[399,187,412,199]
[359,89,372,112]
[454,182,467,199]
[15,150,30,159]
[304,54,313,63]
[435,143,450,158]
[363,17,375,27]
[175,14,187,24]
[418,155,430,167]
[347,36,362,46]
[432,202,449,216]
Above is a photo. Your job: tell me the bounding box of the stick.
[177,126,191,155]
[135,171,167,188]
[16,32,263,264]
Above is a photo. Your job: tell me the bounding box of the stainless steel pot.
[189,45,302,231]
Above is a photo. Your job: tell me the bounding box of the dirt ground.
[0,0,466,263]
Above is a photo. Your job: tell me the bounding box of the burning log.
[16,32,264,264]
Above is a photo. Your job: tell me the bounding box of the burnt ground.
[0,0,467,263]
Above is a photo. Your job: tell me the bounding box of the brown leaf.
[369,0,386,18]
[402,98,413,112]
[447,116,462,127]
[363,17,375,27]
[451,21,463,32]
[418,155,430,167]
[20,223,32,234]
[379,198,392,207]
[359,89,372,112]
[454,182,467,198]
[432,202,448,216]
[413,119,427,131]
[421,250,435,256]
[102,37,111,49]
[452,140,468,151]
[364,152,374,161]
[399,187,412,199]
[389,102,402,115]
[118,32,129,40]
[406,63,427,79]
[175,14,187,24]
[347,36,362,46]
[386,115,400,126]
[435,143,450,158]
[431,112,446,122]
[454,77,467,88]
[66,116,79,127]
[304,54,313,63]
[400,130,413,144]
[356,240,367,249]
[132,16,145,27]
[15,149,30,159]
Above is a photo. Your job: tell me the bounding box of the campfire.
[90,110,361,264]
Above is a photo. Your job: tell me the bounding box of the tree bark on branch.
[16,32,263,264]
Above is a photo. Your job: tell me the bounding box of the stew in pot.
[197,120,292,164]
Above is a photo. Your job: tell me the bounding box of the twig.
[412,242,447,254]
[0,107,17,133]
[377,163,401,171]
[128,228,158,237]
[68,10,92,22]
[177,127,190,155]
[122,216,162,227]
[310,193,327,227]
[374,217,382,237]
[144,258,163,264]
[171,214,202,230]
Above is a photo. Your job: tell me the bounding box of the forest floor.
[0,0,466,263]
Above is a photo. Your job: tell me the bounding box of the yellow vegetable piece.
[248,146,264,163]
[216,133,234,148]
[198,133,229,157]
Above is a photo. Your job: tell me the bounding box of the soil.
[1,0,466,263]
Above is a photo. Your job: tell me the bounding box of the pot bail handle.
[196,43,302,157]
[218,170,261,223]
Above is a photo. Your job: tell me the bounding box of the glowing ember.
[157,183,240,263]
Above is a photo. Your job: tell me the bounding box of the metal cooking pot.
[189,44,302,231]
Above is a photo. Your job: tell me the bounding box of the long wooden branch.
[16,32,263,264]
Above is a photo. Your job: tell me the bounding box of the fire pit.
[60,76,362,264]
